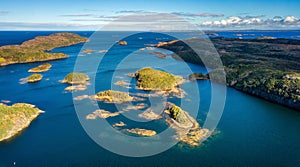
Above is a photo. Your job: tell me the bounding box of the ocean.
[0,31,299,166]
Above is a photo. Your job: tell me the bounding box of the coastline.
[156,38,300,111]
[0,106,44,142]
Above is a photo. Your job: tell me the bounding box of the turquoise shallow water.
[0,31,299,166]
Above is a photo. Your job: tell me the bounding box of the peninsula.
[0,103,44,142]
[0,32,88,66]
[156,38,300,111]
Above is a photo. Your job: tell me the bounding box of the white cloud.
[284,16,298,23]
[200,16,300,29]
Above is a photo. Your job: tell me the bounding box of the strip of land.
[156,37,300,111]
[0,32,88,66]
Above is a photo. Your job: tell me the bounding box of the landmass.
[99,50,108,53]
[64,85,87,91]
[149,52,168,59]
[0,103,44,142]
[93,90,134,103]
[135,67,184,91]
[0,32,88,66]
[28,63,51,72]
[163,103,211,146]
[113,121,126,127]
[86,109,120,119]
[118,41,127,45]
[114,80,130,87]
[189,73,209,81]
[82,49,94,54]
[61,72,89,85]
[156,38,300,111]
[26,74,43,83]
[138,108,162,120]
[125,128,156,137]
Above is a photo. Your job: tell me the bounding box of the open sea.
[0,30,299,166]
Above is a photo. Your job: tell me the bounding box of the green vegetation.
[96,90,133,103]
[28,63,51,72]
[0,103,42,141]
[0,33,88,66]
[168,105,190,124]
[63,72,89,84]
[26,74,43,83]
[135,68,184,91]
[157,38,300,110]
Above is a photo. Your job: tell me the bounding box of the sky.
[0,0,299,30]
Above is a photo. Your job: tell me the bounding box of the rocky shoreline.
[0,103,44,142]
[156,38,300,111]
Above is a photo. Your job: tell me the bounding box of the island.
[188,73,209,81]
[93,90,134,103]
[135,67,184,91]
[125,128,157,137]
[86,109,120,119]
[138,108,162,120]
[0,103,44,142]
[28,63,52,72]
[113,121,126,127]
[156,38,300,111]
[82,49,95,54]
[26,74,43,83]
[163,103,211,146]
[61,72,89,84]
[118,41,127,45]
[0,32,88,66]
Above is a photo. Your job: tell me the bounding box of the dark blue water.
[0,31,299,166]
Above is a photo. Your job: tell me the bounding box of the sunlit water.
[0,31,299,166]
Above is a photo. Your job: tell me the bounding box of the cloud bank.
[201,15,300,29]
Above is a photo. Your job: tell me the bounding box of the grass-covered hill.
[0,33,88,66]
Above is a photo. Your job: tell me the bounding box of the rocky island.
[0,32,88,66]
[26,73,43,83]
[0,103,44,142]
[135,67,184,92]
[118,41,127,45]
[62,72,89,84]
[163,103,211,146]
[93,90,134,103]
[189,73,209,81]
[28,63,52,72]
[157,38,300,111]
[125,128,156,137]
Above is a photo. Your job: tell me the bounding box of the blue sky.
[0,0,299,30]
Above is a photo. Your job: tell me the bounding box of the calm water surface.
[0,31,299,166]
